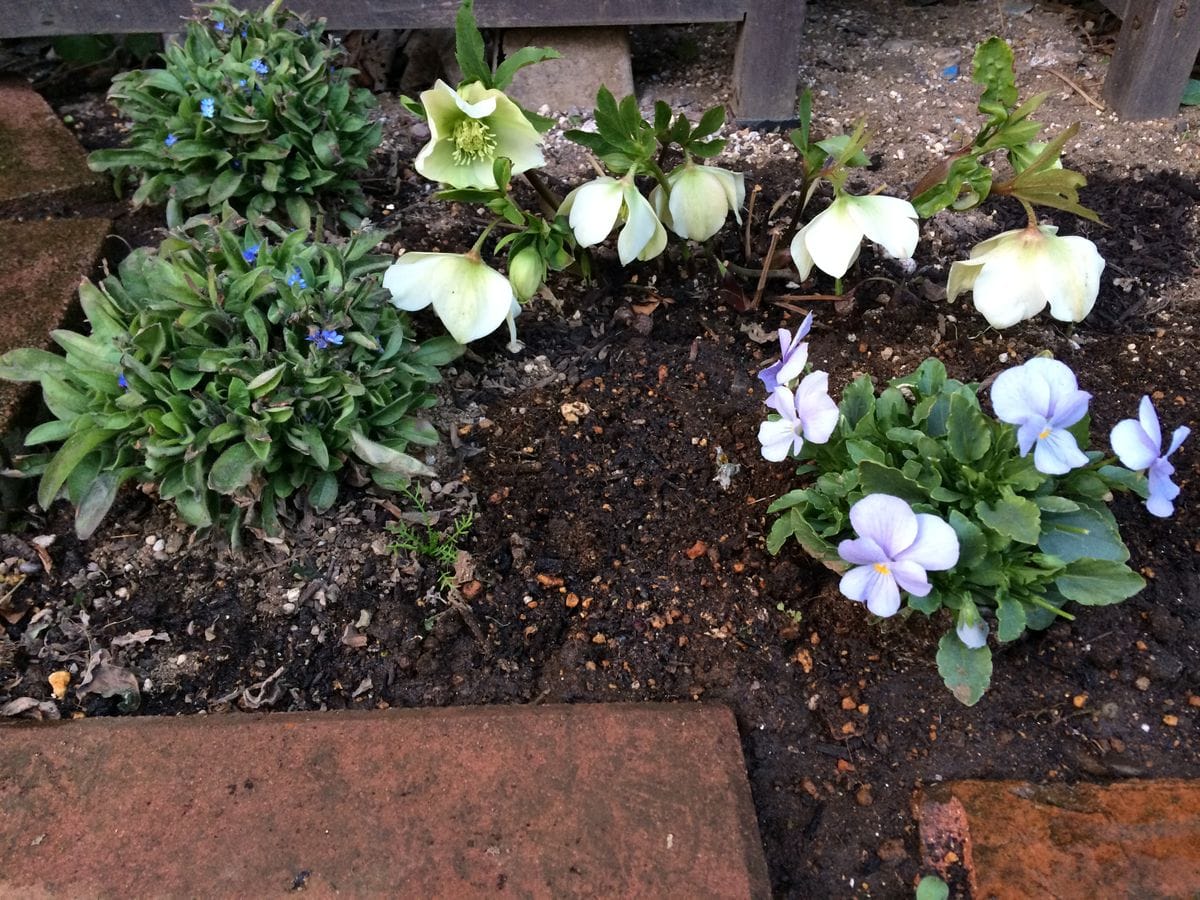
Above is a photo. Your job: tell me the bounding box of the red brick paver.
[919,780,1200,898]
[0,704,770,898]
[0,78,105,204]
[0,217,112,434]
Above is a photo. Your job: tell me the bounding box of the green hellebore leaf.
[973,37,1018,122]
[936,631,992,706]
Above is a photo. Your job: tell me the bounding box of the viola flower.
[649,161,746,242]
[990,357,1090,475]
[242,244,260,265]
[1110,395,1190,517]
[287,268,307,289]
[249,58,269,75]
[790,193,919,281]
[947,225,1104,328]
[415,79,544,190]
[163,133,178,148]
[837,494,960,618]
[384,251,519,345]
[757,371,840,462]
[758,311,814,394]
[200,97,216,119]
[306,329,344,350]
[558,175,668,266]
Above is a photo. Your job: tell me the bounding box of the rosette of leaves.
[766,358,1144,705]
[0,220,462,546]
[88,0,382,227]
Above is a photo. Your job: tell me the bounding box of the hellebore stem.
[1021,200,1039,229]
[523,170,561,219]
[468,219,502,259]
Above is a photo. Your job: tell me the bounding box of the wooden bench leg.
[731,0,807,126]
[1102,0,1200,120]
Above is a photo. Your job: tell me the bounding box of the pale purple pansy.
[990,357,1090,475]
[1110,395,1190,518]
[758,311,814,394]
[837,494,960,618]
[757,370,839,462]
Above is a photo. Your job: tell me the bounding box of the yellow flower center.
[451,118,497,165]
[1038,427,1052,440]
[873,562,890,575]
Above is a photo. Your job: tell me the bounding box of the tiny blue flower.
[200,97,215,119]
[242,243,260,264]
[118,372,128,389]
[230,159,242,170]
[306,328,344,350]
[241,27,248,38]
[250,58,269,75]
[287,267,307,289]
[238,78,248,90]
[214,20,226,32]
[164,133,178,147]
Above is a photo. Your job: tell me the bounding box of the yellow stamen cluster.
[451,118,497,166]
[873,562,891,575]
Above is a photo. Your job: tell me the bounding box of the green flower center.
[451,118,497,166]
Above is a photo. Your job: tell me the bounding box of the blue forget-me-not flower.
[306,329,344,350]
[200,97,215,118]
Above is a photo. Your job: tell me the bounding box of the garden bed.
[2,0,1198,895]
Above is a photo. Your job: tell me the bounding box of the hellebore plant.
[760,328,1164,704]
[650,161,746,243]
[947,224,1105,328]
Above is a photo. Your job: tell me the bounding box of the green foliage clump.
[88,0,381,226]
[0,219,462,545]
[387,486,475,592]
[766,359,1144,705]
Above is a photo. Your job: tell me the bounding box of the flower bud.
[508,247,545,302]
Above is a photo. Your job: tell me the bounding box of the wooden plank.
[731,0,807,124]
[1102,0,1200,119]
[1098,0,1131,16]
[0,0,752,38]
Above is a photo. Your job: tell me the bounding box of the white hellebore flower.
[947,225,1104,329]
[791,193,919,280]
[558,175,667,265]
[384,251,520,347]
[649,161,746,242]
[415,79,544,190]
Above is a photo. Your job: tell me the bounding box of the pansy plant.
[761,334,1167,704]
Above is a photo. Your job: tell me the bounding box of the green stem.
[1024,594,1076,620]
[523,171,560,219]
[468,219,502,258]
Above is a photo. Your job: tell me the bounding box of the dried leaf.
[0,697,61,720]
[111,629,170,648]
[76,650,141,712]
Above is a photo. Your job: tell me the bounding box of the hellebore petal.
[792,192,917,280]
[654,162,746,242]
[414,79,544,190]
[618,184,668,265]
[560,177,625,248]
[948,226,1104,328]
[383,252,514,344]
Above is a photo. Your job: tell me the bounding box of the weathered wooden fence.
[1098,0,1200,119]
[0,0,809,124]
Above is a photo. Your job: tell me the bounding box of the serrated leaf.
[947,392,992,463]
[858,460,926,505]
[1039,505,1128,563]
[936,631,992,706]
[995,594,1026,642]
[454,0,491,88]
[948,509,987,569]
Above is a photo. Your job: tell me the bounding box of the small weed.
[386,486,474,592]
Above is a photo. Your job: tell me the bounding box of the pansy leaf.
[936,632,992,706]
[975,492,1040,545]
[1056,560,1145,606]
[995,593,1026,642]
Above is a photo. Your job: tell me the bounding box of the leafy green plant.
[0,218,462,545]
[387,486,475,591]
[88,0,381,227]
[765,357,1145,704]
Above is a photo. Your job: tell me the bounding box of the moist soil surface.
[3,1,1200,896]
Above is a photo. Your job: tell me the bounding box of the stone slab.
[919,780,1200,898]
[0,703,770,898]
[0,78,105,205]
[0,217,112,437]
[503,27,635,113]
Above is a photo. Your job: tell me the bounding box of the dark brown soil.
[3,2,1199,897]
